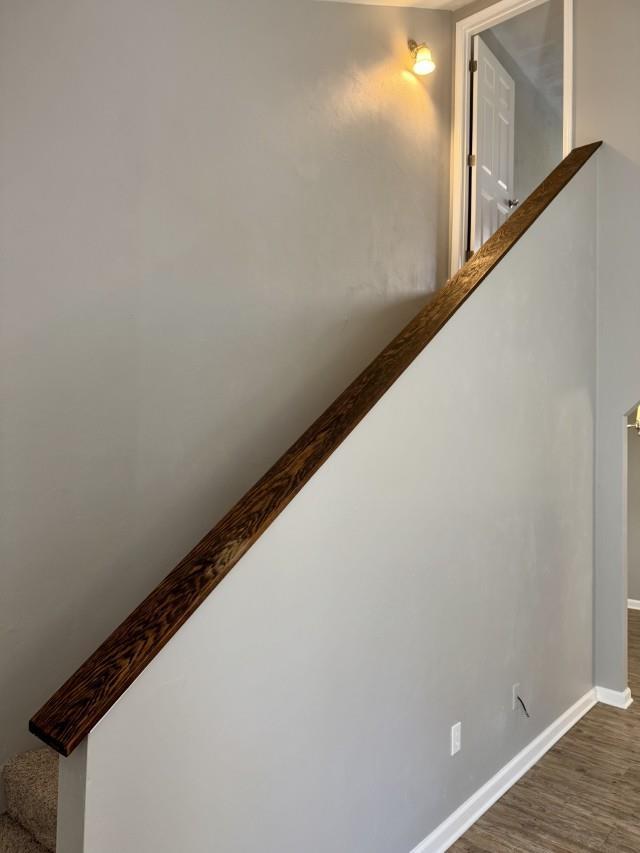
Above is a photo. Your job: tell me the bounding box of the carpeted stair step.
[0,815,47,853]
[2,750,57,851]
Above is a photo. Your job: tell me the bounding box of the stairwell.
[19,142,600,853]
[1,751,57,853]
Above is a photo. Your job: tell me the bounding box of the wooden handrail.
[30,142,602,756]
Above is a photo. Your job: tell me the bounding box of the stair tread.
[3,750,57,852]
[0,815,47,853]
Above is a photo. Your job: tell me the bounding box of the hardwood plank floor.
[450,610,640,852]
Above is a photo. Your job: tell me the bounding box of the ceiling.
[488,0,564,114]
[314,0,472,10]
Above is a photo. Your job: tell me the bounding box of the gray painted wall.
[480,25,562,204]
[574,0,640,691]
[454,0,503,21]
[627,423,640,601]
[0,0,453,784]
[60,160,598,853]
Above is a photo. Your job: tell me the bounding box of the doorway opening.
[450,0,573,274]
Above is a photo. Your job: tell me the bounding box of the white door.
[469,35,516,254]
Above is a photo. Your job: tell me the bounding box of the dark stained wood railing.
[30,142,602,756]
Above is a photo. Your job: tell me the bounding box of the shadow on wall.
[2,290,430,759]
[0,0,452,782]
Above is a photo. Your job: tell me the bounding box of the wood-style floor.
[451,610,640,852]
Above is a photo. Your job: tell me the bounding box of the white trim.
[409,689,596,853]
[628,599,640,610]
[450,0,575,275]
[562,0,574,156]
[595,686,634,709]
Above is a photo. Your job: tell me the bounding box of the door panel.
[469,35,515,255]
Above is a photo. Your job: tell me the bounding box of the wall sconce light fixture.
[628,405,640,435]
[408,40,436,76]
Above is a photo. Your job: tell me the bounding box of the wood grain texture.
[29,142,602,757]
[451,609,640,852]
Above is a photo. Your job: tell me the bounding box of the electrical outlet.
[451,721,462,756]
[512,683,520,711]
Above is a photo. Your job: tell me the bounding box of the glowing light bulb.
[408,40,436,76]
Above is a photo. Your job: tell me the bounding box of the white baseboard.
[595,685,633,709]
[628,599,640,610]
[409,689,597,853]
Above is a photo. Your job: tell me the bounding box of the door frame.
[449,0,574,275]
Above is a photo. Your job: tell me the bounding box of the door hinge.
[465,249,474,262]
[469,59,478,73]
[467,153,476,167]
